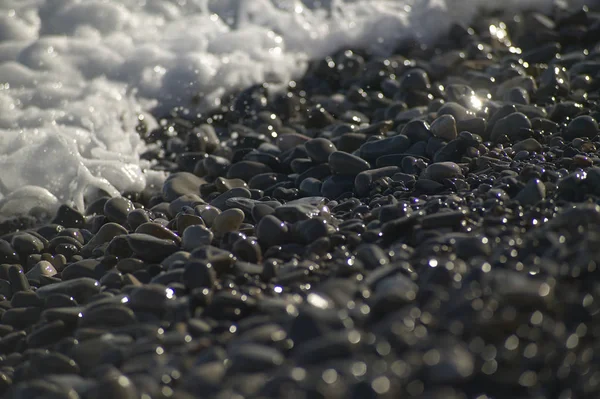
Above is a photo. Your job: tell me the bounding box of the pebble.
[256,215,288,248]
[212,208,245,236]
[421,162,463,181]
[103,197,135,225]
[430,114,458,141]
[162,172,206,202]
[328,151,371,175]
[565,114,598,140]
[182,224,214,250]
[125,234,179,263]
[305,138,337,164]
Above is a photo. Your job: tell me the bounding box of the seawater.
[0,0,589,216]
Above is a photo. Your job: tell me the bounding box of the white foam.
[0,0,593,216]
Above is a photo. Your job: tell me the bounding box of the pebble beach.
[2,1,600,398]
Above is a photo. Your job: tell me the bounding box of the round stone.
[430,114,458,141]
[305,138,337,164]
[103,197,135,226]
[212,208,245,236]
[422,162,463,182]
[182,225,214,251]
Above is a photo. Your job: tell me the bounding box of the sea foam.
[0,0,590,216]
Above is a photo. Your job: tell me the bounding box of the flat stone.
[421,162,463,182]
[328,151,371,176]
[36,278,100,304]
[126,234,179,263]
[359,135,411,162]
[162,172,206,202]
[227,161,272,182]
[209,187,251,211]
[168,194,205,216]
[512,138,542,152]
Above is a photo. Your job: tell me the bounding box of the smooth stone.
[162,172,206,202]
[565,115,598,140]
[79,304,136,328]
[125,209,150,231]
[356,244,389,269]
[402,119,432,143]
[277,133,310,151]
[11,291,43,308]
[251,203,275,223]
[36,278,100,304]
[227,344,284,373]
[160,251,190,269]
[168,194,205,216]
[103,197,135,226]
[126,234,179,263]
[305,138,337,164]
[195,205,221,227]
[61,259,107,281]
[291,218,329,245]
[176,214,205,234]
[512,138,542,152]
[437,102,475,121]
[354,167,400,196]
[224,197,259,215]
[328,151,371,176]
[183,260,216,290]
[0,240,19,264]
[299,178,323,197]
[52,205,85,228]
[11,233,44,256]
[215,177,248,193]
[359,135,411,161]
[203,154,231,177]
[135,222,181,244]
[8,265,30,293]
[248,173,289,191]
[190,246,236,274]
[336,133,367,153]
[321,175,355,199]
[25,261,57,281]
[212,208,245,236]
[515,178,546,206]
[128,284,173,311]
[421,209,469,229]
[274,204,320,223]
[227,161,272,182]
[256,215,288,248]
[421,162,463,182]
[232,237,262,263]
[182,225,214,251]
[209,188,251,211]
[430,114,458,141]
[490,112,532,142]
[399,68,431,91]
